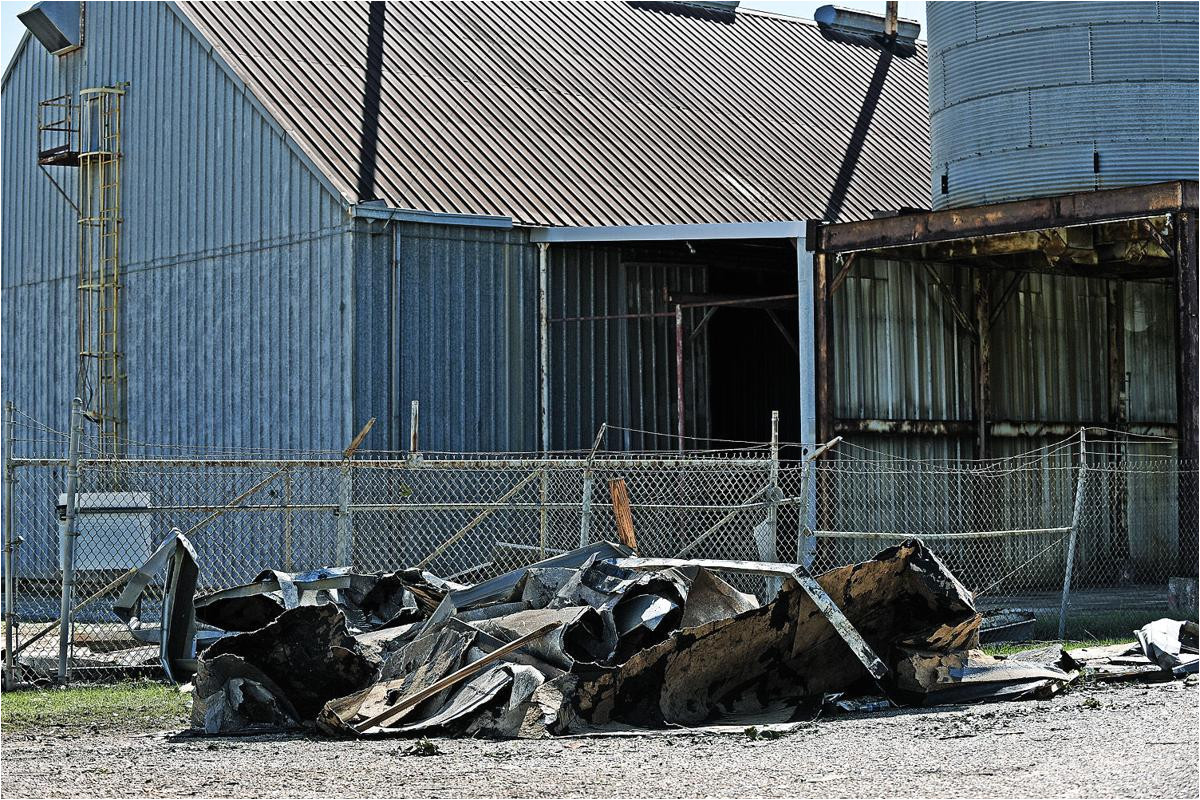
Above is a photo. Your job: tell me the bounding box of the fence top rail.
[8,454,778,470]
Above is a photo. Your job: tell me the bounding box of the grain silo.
[927,1,1199,209]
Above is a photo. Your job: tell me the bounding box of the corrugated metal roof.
[175,0,930,226]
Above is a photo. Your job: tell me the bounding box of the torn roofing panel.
[174,0,930,225]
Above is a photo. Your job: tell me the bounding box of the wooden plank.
[609,478,638,553]
[352,621,559,733]
[343,417,376,459]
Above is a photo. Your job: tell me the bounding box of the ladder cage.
[75,87,127,460]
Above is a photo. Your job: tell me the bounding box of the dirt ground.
[2,679,1197,798]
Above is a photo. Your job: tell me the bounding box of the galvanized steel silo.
[926,1,1199,210]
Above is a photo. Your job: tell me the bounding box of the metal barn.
[2,0,1194,479]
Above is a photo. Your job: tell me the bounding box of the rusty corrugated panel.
[175,0,930,226]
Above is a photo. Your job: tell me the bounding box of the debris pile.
[105,530,1129,739]
[1065,618,1199,681]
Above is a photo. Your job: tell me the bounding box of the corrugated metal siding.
[833,259,974,422]
[991,273,1110,424]
[927,1,1199,209]
[177,0,930,226]
[1124,281,1178,424]
[833,262,1175,431]
[1,1,353,452]
[393,223,537,453]
[549,245,709,451]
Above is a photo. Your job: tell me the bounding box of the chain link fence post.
[1058,428,1088,640]
[282,465,294,571]
[539,467,549,557]
[579,468,594,547]
[3,401,17,688]
[336,462,353,567]
[762,411,782,599]
[56,397,84,683]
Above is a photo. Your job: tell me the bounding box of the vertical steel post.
[1058,428,1087,640]
[282,466,294,571]
[795,239,817,567]
[579,424,604,547]
[1174,211,1198,575]
[538,243,550,454]
[974,271,991,458]
[336,462,353,566]
[3,401,16,687]
[675,305,685,452]
[578,470,593,546]
[409,400,420,455]
[539,467,549,557]
[764,410,782,598]
[57,398,84,682]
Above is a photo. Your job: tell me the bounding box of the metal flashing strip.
[351,204,514,229]
[530,221,808,243]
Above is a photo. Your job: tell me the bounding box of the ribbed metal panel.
[1,1,353,452]
[991,272,1109,423]
[1124,281,1178,424]
[833,262,1174,436]
[393,224,538,453]
[548,245,710,451]
[927,1,1199,210]
[833,259,974,422]
[177,0,931,225]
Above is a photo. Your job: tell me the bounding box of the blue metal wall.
[392,223,539,453]
[1,2,354,453]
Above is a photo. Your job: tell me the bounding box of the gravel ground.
[2,680,1197,798]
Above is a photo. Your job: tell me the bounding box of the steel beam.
[815,181,1197,253]
[530,221,808,244]
[1175,210,1199,574]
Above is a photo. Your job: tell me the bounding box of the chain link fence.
[2,408,1196,683]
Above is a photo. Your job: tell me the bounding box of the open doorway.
[692,241,802,446]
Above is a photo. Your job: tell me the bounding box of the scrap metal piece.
[420,542,633,632]
[112,529,201,681]
[348,621,559,734]
[473,606,608,670]
[1135,618,1200,677]
[679,568,758,628]
[196,604,375,724]
[576,541,978,728]
[613,555,890,681]
[893,648,1077,704]
[193,653,301,734]
[195,567,435,634]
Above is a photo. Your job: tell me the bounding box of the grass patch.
[1,680,190,733]
[982,637,1136,657]
[1035,609,1167,641]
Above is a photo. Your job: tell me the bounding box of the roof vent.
[631,2,740,21]
[18,1,83,56]
[814,5,920,55]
